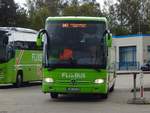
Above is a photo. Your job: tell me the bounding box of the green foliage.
[44,0,62,16]
[112,26,130,36]
[1,0,150,35]
[62,0,102,16]
[104,0,150,35]
[62,0,79,16]
[0,0,17,26]
[30,6,50,30]
[15,8,30,28]
[0,0,30,28]
[24,0,103,30]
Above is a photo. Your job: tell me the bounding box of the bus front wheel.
[101,89,109,99]
[109,83,115,92]
[101,93,108,99]
[50,93,58,99]
[16,74,23,88]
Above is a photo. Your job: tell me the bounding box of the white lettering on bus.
[32,53,42,62]
[61,72,85,79]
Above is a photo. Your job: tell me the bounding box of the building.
[113,34,150,70]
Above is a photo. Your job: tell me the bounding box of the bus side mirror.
[36,29,49,47]
[106,33,112,47]
[36,34,42,47]
[36,29,45,46]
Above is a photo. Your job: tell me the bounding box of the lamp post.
[120,0,129,33]
[138,16,141,34]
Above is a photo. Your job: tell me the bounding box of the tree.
[102,0,127,35]
[15,7,30,28]
[31,6,49,30]
[25,0,103,30]
[0,0,17,26]
[79,2,102,16]
[44,0,65,16]
[62,0,80,16]
[103,0,150,35]
[62,0,102,16]
[26,0,67,29]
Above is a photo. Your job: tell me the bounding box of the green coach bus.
[0,27,42,87]
[37,17,116,99]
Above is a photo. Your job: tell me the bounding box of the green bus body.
[0,50,42,83]
[0,28,42,86]
[38,17,116,98]
[42,69,109,93]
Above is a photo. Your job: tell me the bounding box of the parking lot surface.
[0,74,150,113]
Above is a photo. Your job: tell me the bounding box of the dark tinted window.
[46,21,107,68]
[13,41,43,50]
[0,30,8,46]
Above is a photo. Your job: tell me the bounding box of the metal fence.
[116,61,140,71]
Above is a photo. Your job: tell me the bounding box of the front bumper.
[42,82,108,94]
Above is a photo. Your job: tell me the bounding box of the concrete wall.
[113,36,143,65]
[143,36,150,63]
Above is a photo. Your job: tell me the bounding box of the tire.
[101,88,109,99]
[23,82,29,85]
[101,93,108,99]
[16,74,23,88]
[50,93,58,99]
[109,83,115,92]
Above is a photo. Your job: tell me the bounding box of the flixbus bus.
[37,17,116,99]
[0,27,42,87]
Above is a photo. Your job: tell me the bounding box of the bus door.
[0,30,8,81]
[14,41,42,81]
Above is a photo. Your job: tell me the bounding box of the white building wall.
[113,36,143,65]
[143,36,150,63]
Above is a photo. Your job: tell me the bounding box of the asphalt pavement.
[0,74,150,113]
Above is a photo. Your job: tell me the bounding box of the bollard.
[140,71,144,99]
[127,71,150,104]
[117,71,150,104]
[133,73,137,99]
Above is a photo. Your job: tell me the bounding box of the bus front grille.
[55,80,91,85]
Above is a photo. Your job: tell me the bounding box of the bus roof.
[46,16,107,23]
[0,27,37,34]
[0,27,37,42]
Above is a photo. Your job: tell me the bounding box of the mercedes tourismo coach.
[37,17,116,99]
[0,27,42,87]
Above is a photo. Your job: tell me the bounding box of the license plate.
[66,88,80,92]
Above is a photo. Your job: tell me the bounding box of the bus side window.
[31,42,43,50]
[14,41,43,50]
[6,44,15,61]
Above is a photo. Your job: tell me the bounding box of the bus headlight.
[95,79,104,84]
[44,78,54,83]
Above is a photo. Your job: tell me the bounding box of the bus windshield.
[46,21,107,68]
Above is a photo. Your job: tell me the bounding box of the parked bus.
[0,27,42,87]
[37,17,116,99]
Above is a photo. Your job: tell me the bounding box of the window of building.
[147,46,150,52]
[119,46,137,70]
